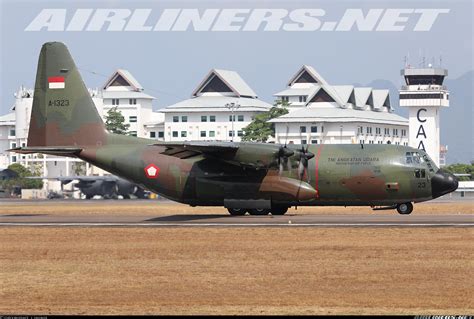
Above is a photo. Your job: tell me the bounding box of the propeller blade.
[277,145,294,176]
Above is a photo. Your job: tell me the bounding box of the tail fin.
[27,42,107,147]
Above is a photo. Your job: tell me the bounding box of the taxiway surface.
[0,212,472,227]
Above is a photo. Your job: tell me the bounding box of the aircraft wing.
[150,141,295,169]
[26,175,119,184]
[150,141,239,158]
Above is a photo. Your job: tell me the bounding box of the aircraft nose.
[431,169,458,199]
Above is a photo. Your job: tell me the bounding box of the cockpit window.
[406,152,424,164]
[422,154,435,172]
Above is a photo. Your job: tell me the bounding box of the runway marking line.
[0,222,473,227]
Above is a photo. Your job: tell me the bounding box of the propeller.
[297,144,315,182]
[277,145,294,176]
[276,124,294,176]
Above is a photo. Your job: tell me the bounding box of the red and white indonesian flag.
[48,76,65,89]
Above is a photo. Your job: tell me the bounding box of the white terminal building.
[2,63,451,182]
[159,69,272,142]
[270,65,409,145]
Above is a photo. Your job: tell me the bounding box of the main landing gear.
[396,202,413,215]
[227,206,289,216]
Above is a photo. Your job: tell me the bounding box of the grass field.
[1,226,473,315]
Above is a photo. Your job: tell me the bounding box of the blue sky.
[1,0,472,115]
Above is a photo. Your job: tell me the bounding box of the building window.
[200,131,206,137]
[181,131,187,138]
[237,115,244,122]
[301,140,307,145]
[11,156,17,163]
[311,126,317,133]
[209,131,215,137]
[311,140,318,144]
[359,126,363,134]
[229,131,234,137]
[238,130,243,137]
[366,127,372,134]
[181,116,188,122]
[321,126,324,133]
[150,131,156,138]
[299,96,307,103]
[210,115,216,122]
[393,129,398,136]
[129,116,137,123]
[281,96,289,102]
[129,131,137,137]
[158,131,164,138]
[401,129,406,137]
[384,128,390,136]
[129,98,137,105]
[11,142,17,149]
[172,131,178,137]
[9,129,15,136]
[376,127,381,135]
[112,98,119,105]
[201,116,207,122]
[173,116,179,122]
[229,115,235,122]
[300,126,306,133]
[359,140,365,144]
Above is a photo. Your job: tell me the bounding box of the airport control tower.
[399,66,449,166]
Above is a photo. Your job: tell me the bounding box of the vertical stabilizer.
[28,42,107,147]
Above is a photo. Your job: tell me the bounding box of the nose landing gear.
[396,202,413,215]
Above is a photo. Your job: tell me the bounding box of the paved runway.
[0,213,472,227]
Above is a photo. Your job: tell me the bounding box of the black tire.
[397,202,413,215]
[85,194,93,200]
[271,206,288,215]
[248,208,271,216]
[227,208,247,216]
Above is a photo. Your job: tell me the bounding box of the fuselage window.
[414,169,420,178]
[414,169,426,179]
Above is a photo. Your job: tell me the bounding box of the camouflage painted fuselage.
[78,134,435,207]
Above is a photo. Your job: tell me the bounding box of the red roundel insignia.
[144,164,160,179]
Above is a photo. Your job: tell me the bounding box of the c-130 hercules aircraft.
[10,42,458,215]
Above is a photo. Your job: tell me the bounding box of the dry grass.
[1,200,473,216]
[0,227,473,315]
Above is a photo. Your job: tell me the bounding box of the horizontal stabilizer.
[8,147,83,157]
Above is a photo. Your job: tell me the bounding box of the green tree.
[443,162,474,181]
[242,100,289,142]
[0,163,43,190]
[105,106,130,135]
